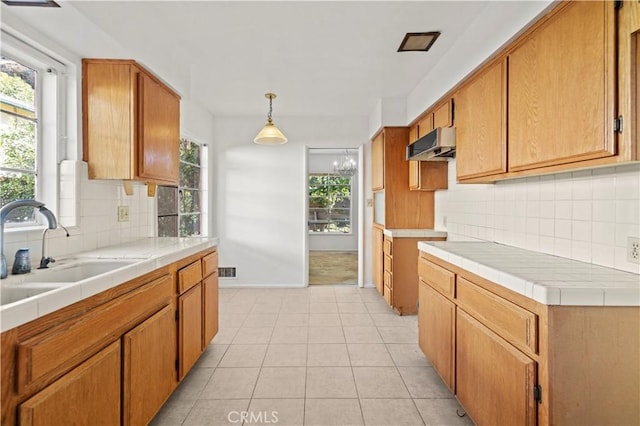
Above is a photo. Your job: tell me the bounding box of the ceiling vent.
[397,32,440,52]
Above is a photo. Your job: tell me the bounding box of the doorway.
[306,148,362,286]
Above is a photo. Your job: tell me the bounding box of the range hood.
[406,127,456,161]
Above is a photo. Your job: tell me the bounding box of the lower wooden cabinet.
[1,247,219,426]
[418,251,640,426]
[372,226,384,295]
[382,234,445,315]
[19,342,121,426]
[177,249,219,379]
[179,284,203,379]
[418,281,455,392]
[123,305,177,426]
[456,308,537,426]
[202,272,219,349]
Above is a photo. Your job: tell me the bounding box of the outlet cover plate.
[628,237,640,264]
[118,205,130,222]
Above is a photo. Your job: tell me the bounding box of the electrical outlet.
[117,205,129,222]
[628,237,640,264]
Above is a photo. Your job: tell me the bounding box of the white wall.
[213,115,368,287]
[435,160,640,274]
[308,151,359,251]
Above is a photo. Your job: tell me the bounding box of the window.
[308,174,352,233]
[0,56,38,223]
[0,32,65,227]
[157,138,205,237]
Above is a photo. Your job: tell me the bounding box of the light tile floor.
[151,286,474,426]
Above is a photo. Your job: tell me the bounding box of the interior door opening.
[306,148,362,286]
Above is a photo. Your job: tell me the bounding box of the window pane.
[0,171,35,216]
[1,113,36,170]
[180,214,200,237]
[179,163,200,189]
[158,215,178,237]
[180,138,200,165]
[157,186,178,216]
[179,189,200,214]
[0,57,36,113]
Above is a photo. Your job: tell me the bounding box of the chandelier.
[254,93,287,145]
[333,150,357,177]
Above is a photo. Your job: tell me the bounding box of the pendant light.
[254,93,287,145]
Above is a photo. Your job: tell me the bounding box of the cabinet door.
[455,59,507,180]
[508,1,616,171]
[82,61,134,179]
[19,342,121,426]
[137,71,180,184]
[433,99,452,128]
[202,272,219,349]
[371,132,385,191]
[372,226,384,294]
[179,284,203,379]
[418,282,455,392]
[123,305,177,426]
[456,309,537,426]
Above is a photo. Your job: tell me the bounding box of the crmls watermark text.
[228,410,279,424]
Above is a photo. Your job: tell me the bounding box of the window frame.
[0,33,63,229]
[178,137,204,237]
[156,136,208,238]
[308,172,353,235]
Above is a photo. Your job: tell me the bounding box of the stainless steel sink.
[1,285,61,305]
[25,259,139,283]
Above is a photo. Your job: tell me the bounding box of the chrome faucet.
[38,225,70,269]
[0,200,58,279]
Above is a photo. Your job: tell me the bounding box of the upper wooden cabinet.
[408,107,448,191]
[82,59,181,185]
[413,0,636,182]
[507,1,616,172]
[371,132,385,191]
[455,59,507,180]
[371,127,436,229]
[433,99,453,129]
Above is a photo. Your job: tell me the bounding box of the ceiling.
[1,1,548,120]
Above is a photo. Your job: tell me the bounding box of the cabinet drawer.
[383,238,392,256]
[383,271,392,289]
[383,255,392,273]
[457,278,538,354]
[202,251,218,278]
[178,260,202,294]
[418,257,455,299]
[17,274,172,392]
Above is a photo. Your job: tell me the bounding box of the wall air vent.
[218,267,237,279]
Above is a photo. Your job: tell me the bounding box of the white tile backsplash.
[435,160,640,274]
[3,161,156,271]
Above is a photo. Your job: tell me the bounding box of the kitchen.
[1,1,639,425]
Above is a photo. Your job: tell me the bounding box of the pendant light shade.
[254,93,287,145]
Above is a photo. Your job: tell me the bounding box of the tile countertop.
[383,229,447,238]
[418,241,640,307]
[0,237,218,332]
